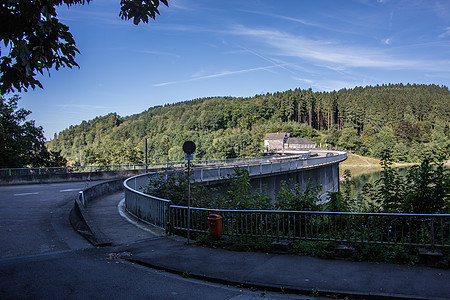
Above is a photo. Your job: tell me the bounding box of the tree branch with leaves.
[0,0,168,95]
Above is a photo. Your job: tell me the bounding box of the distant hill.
[47,84,450,165]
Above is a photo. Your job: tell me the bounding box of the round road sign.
[182,141,196,154]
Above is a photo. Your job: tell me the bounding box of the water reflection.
[345,167,409,202]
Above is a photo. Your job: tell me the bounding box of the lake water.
[345,164,450,201]
[345,166,410,201]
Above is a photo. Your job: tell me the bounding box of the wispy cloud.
[55,104,111,110]
[229,25,450,72]
[134,49,180,59]
[383,38,392,45]
[439,27,450,38]
[153,64,288,87]
[241,8,363,36]
[237,46,301,77]
[239,9,316,27]
[294,77,365,92]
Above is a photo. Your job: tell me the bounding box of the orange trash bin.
[208,214,223,239]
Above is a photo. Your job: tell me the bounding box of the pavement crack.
[106,251,133,260]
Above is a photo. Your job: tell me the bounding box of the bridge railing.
[169,206,450,248]
[190,152,346,182]
[0,155,305,177]
[123,152,450,248]
[122,155,317,228]
[123,171,172,229]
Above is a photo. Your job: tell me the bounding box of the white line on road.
[13,192,39,196]
[59,189,81,192]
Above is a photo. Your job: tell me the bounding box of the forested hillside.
[47,84,450,165]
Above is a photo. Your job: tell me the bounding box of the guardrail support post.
[431,217,435,250]
[79,191,86,207]
[276,213,280,242]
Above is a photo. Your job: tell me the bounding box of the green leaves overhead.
[1,0,168,94]
[119,0,169,25]
[0,1,88,94]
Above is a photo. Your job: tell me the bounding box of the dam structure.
[124,151,347,229]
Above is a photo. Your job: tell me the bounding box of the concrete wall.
[251,163,339,201]
[208,163,340,202]
[80,178,125,207]
[0,169,147,186]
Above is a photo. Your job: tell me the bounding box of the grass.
[339,153,381,179]
[338,152,421,178]
[196,234,449,267]
[341,153,381,167]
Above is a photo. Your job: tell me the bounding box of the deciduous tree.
[0,95,65,167]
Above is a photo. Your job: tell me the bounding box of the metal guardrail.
[124,153,345,230]
[0,155,302,177]
[123,152,450,248]
[124,173,171,229]
[190,153,346,183]
[169,207,450,248]
[0,164,145,176]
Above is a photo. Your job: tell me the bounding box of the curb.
[69,197,112,247]
[124,254,426,300]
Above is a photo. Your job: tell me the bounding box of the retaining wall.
[0,169,147,186]
[79,178,125,207]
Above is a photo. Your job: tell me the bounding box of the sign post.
[182,141,196,245]
[145,138,148,173]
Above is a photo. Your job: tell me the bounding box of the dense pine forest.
[47,84,450,166]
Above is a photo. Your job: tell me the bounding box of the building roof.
[286,137,316,145]
[264,132,291,140]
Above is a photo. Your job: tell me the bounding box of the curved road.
[0,182,322,299]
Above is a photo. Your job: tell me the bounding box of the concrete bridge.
[190,150,347,201]
[124,151,347,228]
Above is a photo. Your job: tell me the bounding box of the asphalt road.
[0,181,94,258]
[0,182,323,299]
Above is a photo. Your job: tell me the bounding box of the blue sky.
[7,0,450,139]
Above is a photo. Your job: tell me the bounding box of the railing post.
[165,203,171,235]
[79,191,86,207]
[431,217,435,250]
[276,213,280,242]
[347,215,351,245]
